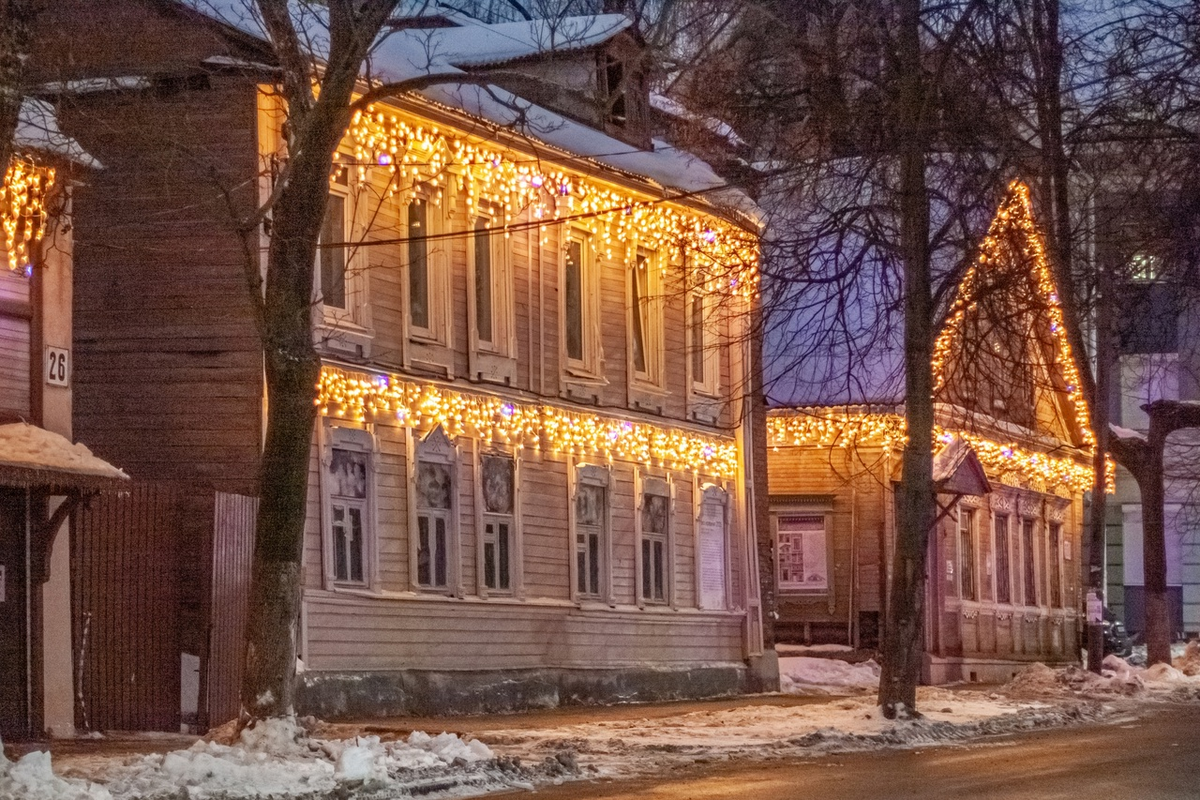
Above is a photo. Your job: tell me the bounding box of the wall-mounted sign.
[45,346,69,387]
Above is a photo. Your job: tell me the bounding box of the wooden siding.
[768,439,1084,664]
[302,420,748,672]
[303,592,745,672]
[50,63,264,494]
[319,106,743,434]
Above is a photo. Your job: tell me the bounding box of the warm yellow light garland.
[346,106,759,298]
[932,180,1093,447]
[318,367,739,478]
[767,411,1105,494]
[2,157,54,273]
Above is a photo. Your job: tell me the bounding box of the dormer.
[465,20,652,150]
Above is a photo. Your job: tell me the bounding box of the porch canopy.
[932,434,990,497]
[0,422,128,492]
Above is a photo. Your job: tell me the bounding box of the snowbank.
[779,656,880,695]
[27,719,513,800]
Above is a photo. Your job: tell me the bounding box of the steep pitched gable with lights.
[765,182,1093,683]
[35,0,767,723]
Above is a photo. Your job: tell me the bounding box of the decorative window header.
[318,366,739,478]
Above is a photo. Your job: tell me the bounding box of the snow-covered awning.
[16,98,102,169]
[0,422,129,492]
[932,434,991,497]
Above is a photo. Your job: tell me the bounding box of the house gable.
[933,181,1092,451]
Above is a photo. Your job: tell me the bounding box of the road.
[512,703,1200,800]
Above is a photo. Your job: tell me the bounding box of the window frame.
[319,423,376,591]
[994,512,1012,604]
[688,287,721,398]
[403,190,451,348]
[467,207,517,383]
[561,230,603,381]
[696,483,732,610]
[627,248,664,390]
[408,425,460,595]
[569,461,612,604]
[314,161,372,353]
[1048,522,1062,608]
[774,506,831,594]
[958,506,977,601]
[475,444,521,599]
[1021,516,1038,606]
[635,473,673,608]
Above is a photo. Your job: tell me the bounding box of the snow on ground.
[779,656,881,695]
[9,647,1200,800]
[4,719,523,800]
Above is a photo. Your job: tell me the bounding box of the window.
[639,486,670,604]
[480,454,514,593]
[415,461,451,589]
[562,231,602,378]
[565,237,585,363]
[468,212,516,383]
[402,192,450,349]
[1049,523,1062,607]
[628,250,663,386]
[1022,518,1037,606]
[410,427,457,592]
[995,513,1012,604]
[689,289,721,399]
[323,426,373,588]
[572,464,610,601]
[474,217,493,345]
[697,486,729,609]
[604,54,627,126]
[777,514,828,592]
[408,198,429,331]
[575,484,605,597]
[317,192,347,310]
[958,508,976,601]
[313,165,370,345]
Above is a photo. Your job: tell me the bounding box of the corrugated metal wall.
[204,492,257,728]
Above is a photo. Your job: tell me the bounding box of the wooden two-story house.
[33,0,768,723]
[0,99,128,741]
[765,183,1093,683]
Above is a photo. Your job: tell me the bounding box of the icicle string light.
[767,411,1109,494]
[932,180,1093,448]
[319,367,739,478]
[2,157,54,272]
[345,106,759,298]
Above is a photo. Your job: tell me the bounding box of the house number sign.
[46,346,69,387]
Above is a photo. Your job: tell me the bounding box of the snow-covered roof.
[650,92,745,147]
[16,98,102,168]
[179,1,752,217]
[0,422,129,490]
[391,14,632,69]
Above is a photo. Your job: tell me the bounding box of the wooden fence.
[71,484,256,732]
[71,483,181,732]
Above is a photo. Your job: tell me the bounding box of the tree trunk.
[240,95,351,720]
[1139,426,1170,667]
[878,0,935,719]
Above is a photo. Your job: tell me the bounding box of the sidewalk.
[4,653,1198,800]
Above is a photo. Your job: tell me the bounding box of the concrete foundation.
[297,664,749,719]
[923,654,1078,685]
